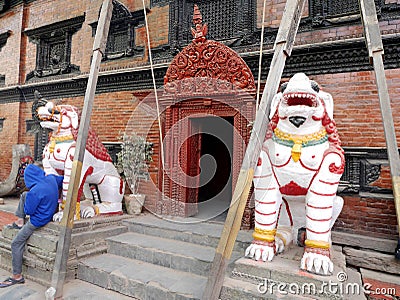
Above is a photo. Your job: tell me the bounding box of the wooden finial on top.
[191,4,208,43]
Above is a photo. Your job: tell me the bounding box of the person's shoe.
[0,277,25,288]
[6,222,22,230]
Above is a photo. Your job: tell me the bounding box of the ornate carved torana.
[161,5,255,226]
[164,5,255,96]
[24,15,85,81]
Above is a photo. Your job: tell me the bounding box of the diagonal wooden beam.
[359,0,400,258]
[48,0,113,298]
[202,1,306,299]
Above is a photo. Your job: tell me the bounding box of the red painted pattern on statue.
[71,126,112,162]
[304,246,330,257]
[76,166,94,202]
[279,181,308,196]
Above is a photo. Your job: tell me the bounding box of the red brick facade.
[0,0,399,239]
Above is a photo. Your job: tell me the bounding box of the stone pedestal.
[0,215,130,285]
[222,244,366,299]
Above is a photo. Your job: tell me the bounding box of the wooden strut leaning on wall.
[204,0,400,299]
[47,0,114,299]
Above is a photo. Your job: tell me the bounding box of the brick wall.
[0,6,23,86]
[311,70,400,148]
[0,102,22,180]
[334,195,398,239]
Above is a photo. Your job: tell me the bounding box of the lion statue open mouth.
[246,73,344,276]
[33,94,124,221]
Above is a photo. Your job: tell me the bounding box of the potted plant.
[117,133,153,215]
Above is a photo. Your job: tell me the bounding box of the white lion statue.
[246,73,345,275]
[35,99,124,221]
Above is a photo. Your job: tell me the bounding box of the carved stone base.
[222,245,365,300]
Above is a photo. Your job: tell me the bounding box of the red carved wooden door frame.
[158,5,256,227]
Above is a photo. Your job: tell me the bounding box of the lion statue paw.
[245,235,286,262]
[300,251,333,275]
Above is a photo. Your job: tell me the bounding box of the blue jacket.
[23,164,63,227]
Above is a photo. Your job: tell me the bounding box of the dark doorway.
[196,116,234,205]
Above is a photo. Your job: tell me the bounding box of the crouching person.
[0,164,63,288]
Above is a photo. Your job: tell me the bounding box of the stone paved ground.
[0,267,134,300]
[0,197,18,230]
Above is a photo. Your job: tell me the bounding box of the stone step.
[107,231,243,277]
[77,253,207,300]
[123,214,252,253]
[221,277,310,300]
[0,223,128,285]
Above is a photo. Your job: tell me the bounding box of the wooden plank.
[359,0,400,246]
[359,0,384,63]
[49,1,113,298]
[202,1,306,299]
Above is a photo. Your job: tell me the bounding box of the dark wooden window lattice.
[0,75,5,87]
[90,0,146,61]
[0,30,11,52]
[0,118,4,132]
[307,0,395,28]
[339,147,396,196]
[168,0,256,52]
[150,0,168,7]
[24,15,84,81]
[324,0,359,17]
[194,1,238,40]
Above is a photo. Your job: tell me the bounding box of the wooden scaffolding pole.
[49,0,113,298]
[359,0,400,257]
[202,0,306,299]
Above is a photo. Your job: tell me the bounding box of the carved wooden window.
[90,0,146,61]
[0,30,11,52]
[0,118,5,132]
[0,0,7,13]
[322,0,359,18]
[169,0,256,51]
[150,0,168,7]
[0,75,4,87]
[309,0,361,26]
[24,15,85,81]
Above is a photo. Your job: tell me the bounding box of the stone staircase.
[0,215,130,285]
[77,214,365,300]
[77,214,250,299]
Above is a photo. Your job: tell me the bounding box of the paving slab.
[0,266,134,300]
[78,253,207,299]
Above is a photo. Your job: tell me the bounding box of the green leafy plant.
[117,133,153,195]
